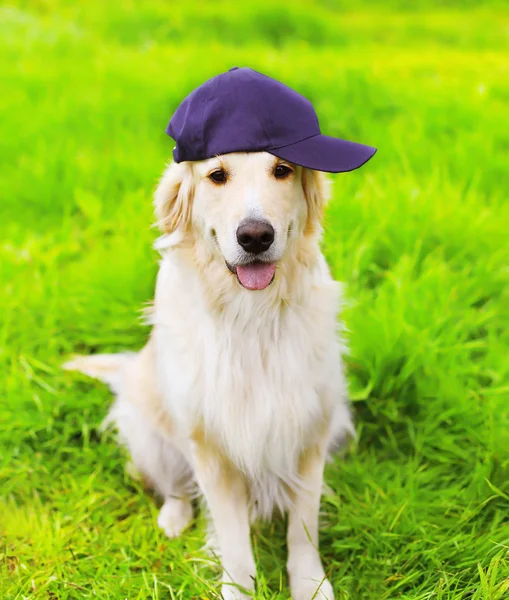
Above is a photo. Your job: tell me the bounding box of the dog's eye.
[274,164,293,179]
[208,169,227,184]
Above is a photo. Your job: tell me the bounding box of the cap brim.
[268,134,376,173]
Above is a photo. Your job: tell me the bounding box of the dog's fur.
[65,152,354,599]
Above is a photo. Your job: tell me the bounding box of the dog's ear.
[154,162,194,233]
[301,168,332,235]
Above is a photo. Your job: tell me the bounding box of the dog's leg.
[192,438,255,599]
[287,442,334,600]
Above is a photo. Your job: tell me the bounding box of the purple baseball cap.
[167,67,376,173]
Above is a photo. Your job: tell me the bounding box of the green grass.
[1,0,508,597]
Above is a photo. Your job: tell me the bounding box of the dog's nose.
[236,220,275,254]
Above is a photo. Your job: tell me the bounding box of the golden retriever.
[65,151,354,599]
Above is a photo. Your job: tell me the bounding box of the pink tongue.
[236,263,276,290]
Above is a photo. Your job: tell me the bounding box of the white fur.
[65,152,355,599]
[152,250,350,515]
[244,187,264,220]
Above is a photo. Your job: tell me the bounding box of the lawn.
[1,0,508,598]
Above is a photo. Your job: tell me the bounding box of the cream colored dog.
[65,152,354,599]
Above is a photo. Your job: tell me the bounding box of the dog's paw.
[290,576,334,600]
[157,497,193,538]
[288,553,334,600]
[220,568,255,600]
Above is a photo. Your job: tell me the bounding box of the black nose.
[236,219,275,254]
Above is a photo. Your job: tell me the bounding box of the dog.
[65,151,355,599]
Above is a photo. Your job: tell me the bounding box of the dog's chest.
[154,258,345,479]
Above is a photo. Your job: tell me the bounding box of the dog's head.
[154,152,330,291]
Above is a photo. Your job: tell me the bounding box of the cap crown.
[167,67,320,162]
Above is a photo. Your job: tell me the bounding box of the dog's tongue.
[236,263,276,290]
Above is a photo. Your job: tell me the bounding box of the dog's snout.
[236,220,275,254]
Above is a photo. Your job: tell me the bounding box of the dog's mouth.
[226,260,276,291]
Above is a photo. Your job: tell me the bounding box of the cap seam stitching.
[267,132,321,151]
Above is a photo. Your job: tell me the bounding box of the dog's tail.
[63,352,136,395]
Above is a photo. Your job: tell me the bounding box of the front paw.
[290,576,334,600]
[288,552,334,600]
[221,583,253,600]
[220,568,254,600]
